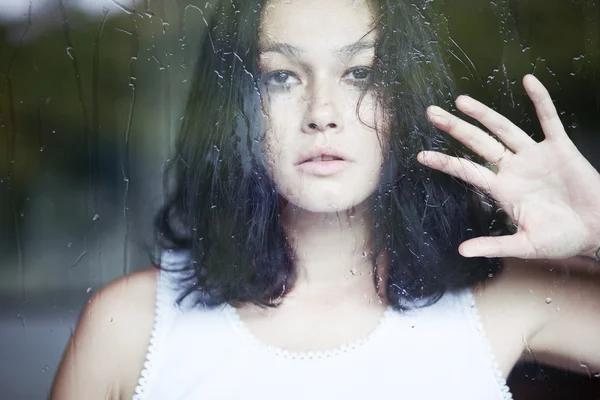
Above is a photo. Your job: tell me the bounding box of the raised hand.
[417,74,600,260]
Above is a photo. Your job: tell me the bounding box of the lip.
[296,148,351,176]
[296,147,349,165]
[297,160,350,176]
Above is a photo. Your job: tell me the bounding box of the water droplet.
[109,317,114,322]
[66,46,74,60]
[39,146,45,152]
[86,287,92,293]
[92,214,100,221]
[545,297,552,304]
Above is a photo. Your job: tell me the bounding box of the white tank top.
[132,254,513,400]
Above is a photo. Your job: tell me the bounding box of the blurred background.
[0,0,599,398]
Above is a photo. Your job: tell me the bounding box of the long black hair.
[153,0,508,310]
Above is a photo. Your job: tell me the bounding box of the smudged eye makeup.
[260,66,373,90]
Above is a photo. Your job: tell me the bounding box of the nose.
[302,82,343,134]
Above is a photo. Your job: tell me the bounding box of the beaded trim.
[223,303,394,360]
[132,269,168,400]
[465,289,514,399]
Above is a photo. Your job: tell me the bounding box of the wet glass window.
[1,0,599,398]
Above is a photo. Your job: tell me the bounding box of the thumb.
[459,233,535,258]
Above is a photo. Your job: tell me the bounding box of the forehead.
[259,0,376,52]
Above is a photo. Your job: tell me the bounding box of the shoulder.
[476,256,600,376]
[471,257,558,377]
[51,266,159,400]
[471,256,600,377]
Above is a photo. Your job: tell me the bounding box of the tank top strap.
[462,286,513,398]
[132,254,190,400]
[450,286,513,399]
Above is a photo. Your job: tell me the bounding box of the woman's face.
[258,0,387,213]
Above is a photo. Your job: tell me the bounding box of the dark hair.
[153,0,508,310]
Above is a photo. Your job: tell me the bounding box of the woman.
[51,0,600,399]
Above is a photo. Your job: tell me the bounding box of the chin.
[282,186,375,214]
[271,167,382,213]
[289,199,358,213]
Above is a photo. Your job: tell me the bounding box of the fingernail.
[460,248,474,257]
[457,96,473,112]
[427,106,448,124]
[428,106,444,116]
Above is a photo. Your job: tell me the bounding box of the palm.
[494,141,592,258]
[418,75,600,259]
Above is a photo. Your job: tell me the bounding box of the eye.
[263,71,299,87]
[343,67,373,83]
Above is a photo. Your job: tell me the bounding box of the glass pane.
[0,0,598,398]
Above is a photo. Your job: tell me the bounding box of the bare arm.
[520,258,600,376]
[50,268,157,400]
[479,257,600,377]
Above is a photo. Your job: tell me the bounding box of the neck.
[280,202,387,304]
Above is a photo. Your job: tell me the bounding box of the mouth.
[297,152,349,176]
[299,155,345,163]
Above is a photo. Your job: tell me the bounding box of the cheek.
[357,92,387,127]
[355,95,389,151]
[262,93,300,162]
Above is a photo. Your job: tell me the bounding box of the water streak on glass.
[0,1,599,397]
[121,7,140,276]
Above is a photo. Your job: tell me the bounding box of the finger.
[417,151,497,193]
[459,232,537,258]
[427,106,511,166]
[523,74,568,141]
[455,95,536,151]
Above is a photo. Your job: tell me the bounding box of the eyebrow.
[258,39,376,59]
